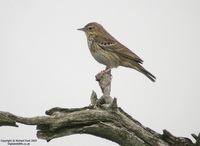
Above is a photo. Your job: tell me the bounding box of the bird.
[78,22,156,82]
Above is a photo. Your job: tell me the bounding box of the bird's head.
[78,22,106,36]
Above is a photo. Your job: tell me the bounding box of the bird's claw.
[95,70,112,79]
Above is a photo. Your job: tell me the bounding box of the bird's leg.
[96,67,113,77]
[104,67,112,76]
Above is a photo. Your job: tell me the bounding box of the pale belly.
[90,48,120,68]
[91,51,111,66]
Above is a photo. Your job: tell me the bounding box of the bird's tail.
[126,62,156,82]
[138,65,156,82]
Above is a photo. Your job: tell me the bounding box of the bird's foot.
[95,68,112,79]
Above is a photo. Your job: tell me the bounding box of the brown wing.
[94,35,143,64]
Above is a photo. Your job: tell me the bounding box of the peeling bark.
[0,74,199,146]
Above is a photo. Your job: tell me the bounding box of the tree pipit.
[78,22,156,82]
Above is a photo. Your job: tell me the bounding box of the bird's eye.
[88,27,93,30]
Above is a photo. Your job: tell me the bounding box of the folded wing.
[94,35,143,64]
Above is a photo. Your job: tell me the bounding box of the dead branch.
[0,74,199,146]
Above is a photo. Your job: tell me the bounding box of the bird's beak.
[77,28,84,31]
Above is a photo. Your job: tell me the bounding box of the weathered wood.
[0,73,198,146]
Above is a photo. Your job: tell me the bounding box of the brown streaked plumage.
[78,22,156,82]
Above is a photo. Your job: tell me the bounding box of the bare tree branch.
[0,74,199,146]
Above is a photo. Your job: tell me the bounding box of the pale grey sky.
[0,0,200,146]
